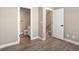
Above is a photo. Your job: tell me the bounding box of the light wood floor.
[1,36,79,51]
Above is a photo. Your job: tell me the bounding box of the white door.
[53,8,64,40]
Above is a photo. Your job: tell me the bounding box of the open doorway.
[20,7,31,44]
[46,8,53,39]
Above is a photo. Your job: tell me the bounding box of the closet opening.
[46,9,53,39]
[20,7,31,44]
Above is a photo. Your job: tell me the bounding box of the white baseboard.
[0,41,18,49]
[38,37,42,39]
[64,38,79,45]
[32,36,39,40]
[32,36,42,40]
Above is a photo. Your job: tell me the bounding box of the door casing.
[43,8,53,40]
[17,7,32,43]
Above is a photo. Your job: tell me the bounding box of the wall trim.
[64,38,79,45]
[38,36,42,40]
[32,36,42,40]
[43,7,53,40]
[17,7,20,44]
[0,41,18,49]
[32,36,39,40]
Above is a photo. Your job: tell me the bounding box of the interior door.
[53,8,64,40]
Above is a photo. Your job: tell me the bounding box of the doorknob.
[61,25,64,27]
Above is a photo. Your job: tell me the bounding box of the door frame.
[17,7,32,44]
[53,8,64,40]
[43,8,53,40]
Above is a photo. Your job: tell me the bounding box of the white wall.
[31,7,39,39]
[64,7,79,42]
[0,7,18,45]
[38,7,43,38]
